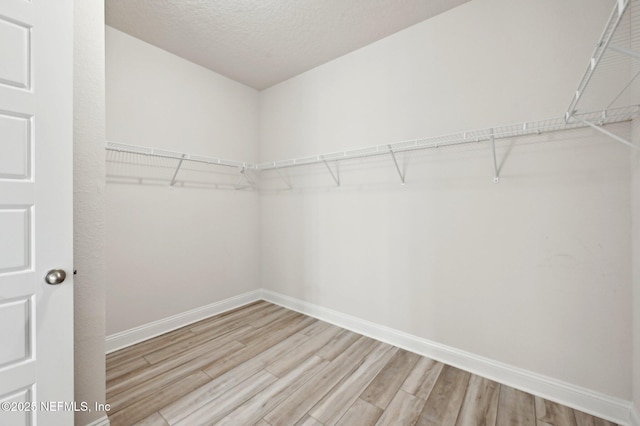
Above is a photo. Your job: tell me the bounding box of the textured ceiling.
[105,0,471,90]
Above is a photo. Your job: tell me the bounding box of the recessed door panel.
[0,16,30,90]
[0,298,31,368]
[0,387,33,426]
[0,113,30,180]
[0,207,30,273]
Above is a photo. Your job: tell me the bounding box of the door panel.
[0,207,30,272]
[0,14,30,89]
[0,387,33,425]
[0,112,30,179]
[0,298,31,368]
[0,0,73,424]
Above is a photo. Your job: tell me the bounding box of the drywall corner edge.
[260,289,633,426]
[105,290,262,353]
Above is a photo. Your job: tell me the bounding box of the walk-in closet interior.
[98,0,640,424]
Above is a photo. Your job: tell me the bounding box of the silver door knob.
[45,269,66,285]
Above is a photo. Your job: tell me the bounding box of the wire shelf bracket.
[608,44,640,60]
[233,166,257,190]
[388,145,406,184]
[276,169,293,190]
[169,154,186,187]
[489,129,500,183]
[322,157,341,187]
[569,112,640,150]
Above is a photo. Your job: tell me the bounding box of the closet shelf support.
[490,129,500,183]
[571,114,640,150]
[322,157,340,187]
[388,145,406,185]
[234,166,256,190]
[276,169,293,190]
[170,154,186,186]
[608,44,640,60]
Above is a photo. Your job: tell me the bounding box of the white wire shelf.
[104,106,639,188]
[567,0,640,116]
[105,141,258,188]
[105,141,258,170]
[257,106,640,172]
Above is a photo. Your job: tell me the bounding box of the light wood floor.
[106,301,618,426]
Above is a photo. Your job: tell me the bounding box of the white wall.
[631,40,640,425]
[105,27,260,335]
[74,1,106,424]
[633,118,640,422]
[259,0,632,400]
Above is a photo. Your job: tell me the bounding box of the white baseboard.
[103,288,633,424]
[631,403,640,426]
[84,415,110,426]
[105,290,262,353]
[261,290,632,426]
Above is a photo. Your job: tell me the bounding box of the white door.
[0,0,74,425]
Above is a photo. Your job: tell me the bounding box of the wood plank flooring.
[106,301,619,426]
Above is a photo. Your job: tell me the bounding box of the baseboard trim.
[261,290,632,426]
[83,415,110,426]
[631,403,640,426]
[103,289,632,424]
[105,290,262,353]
